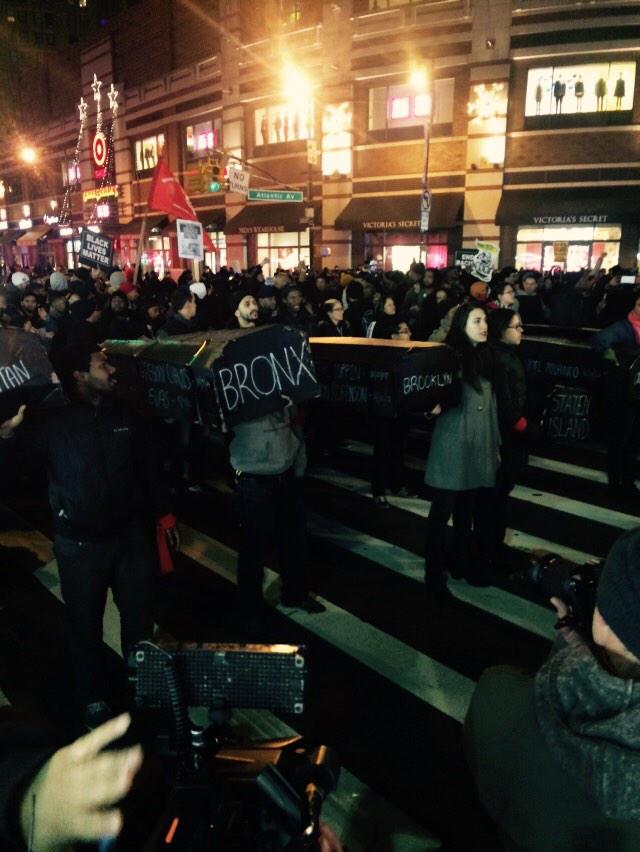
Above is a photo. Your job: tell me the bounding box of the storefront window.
[525,61,636,117]
[66,238,81,271]
[205,232,226,271]
[368,78,453,131]
[134,134,165,174]
[515,224,620,272]
[257,230,310,270]
[254,103,313,146]
[185,119,222,159]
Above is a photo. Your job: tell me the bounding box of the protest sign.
[0,328,65,422]
[78,228,114,270]
[177,218,204,261]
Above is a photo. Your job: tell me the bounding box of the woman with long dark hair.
[424,303,500,592]
[480,308,528,568]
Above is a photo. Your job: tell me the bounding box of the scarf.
[535,640,640,821]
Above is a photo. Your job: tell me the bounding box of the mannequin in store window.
[614,74,625,109]
[595,77,607,111]
[553,76,566,114]
[274,111,283,143]
[260,115,269,145]
[574,75,584,112]
[535,78,543,115]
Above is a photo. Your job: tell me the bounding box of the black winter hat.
[228,289,254,314]
[596,528,640,660]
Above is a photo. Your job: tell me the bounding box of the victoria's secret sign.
[531,214,610,225]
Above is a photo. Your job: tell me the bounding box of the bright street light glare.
[409,68,428,91]
[282,64,312,102]
[20,146,37,164]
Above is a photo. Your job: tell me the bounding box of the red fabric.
[628,310,640,345]
[513,416,528,433]
[147,158,214,251]
[156,513,177,575]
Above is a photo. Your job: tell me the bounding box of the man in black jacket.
[157,289,197,338]
[0,344,176,729]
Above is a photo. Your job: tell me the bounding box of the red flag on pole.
[147,157,214,251]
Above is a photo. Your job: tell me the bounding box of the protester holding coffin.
[424,303,499,592]
[0,344,177,730]
[224,304,325,620]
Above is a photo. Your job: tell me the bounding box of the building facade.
[0,0,637,276]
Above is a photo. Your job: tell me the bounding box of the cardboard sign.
[78,228,114,270]
[212,326,319,426]
[176,218,204,261]
[0,328,65,421]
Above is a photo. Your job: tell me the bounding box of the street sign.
[307,140,318,166]
[228,164,250,194]
[247,189,303,203]
[420,190,431,233]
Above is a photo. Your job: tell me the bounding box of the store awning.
[200,208,226,232]
[113,215,168,237]
[224,202,311,235]
[17,225,52,247]
[496,188,640,226]
[335,193,464,231]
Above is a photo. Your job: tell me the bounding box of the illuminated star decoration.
[91,73,102,102]
[107,83,119,113]
[77,96,88,122]
[467,83,507,122]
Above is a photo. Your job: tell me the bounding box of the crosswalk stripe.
[309,467,602,564]
[179,524,476,724]
[344,441,637,530]
[308,513,556,641]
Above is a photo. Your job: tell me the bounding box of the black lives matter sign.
[78,228,114,270]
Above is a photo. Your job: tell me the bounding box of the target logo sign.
[93,131,107,167]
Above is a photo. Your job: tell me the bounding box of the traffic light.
[208,159,222,192]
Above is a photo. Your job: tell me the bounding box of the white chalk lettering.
[0,360,32,390]
[270,350,294,390]
[289,342,315,384]
[218,367,239,411]
[233,362,260,403]
[250,355,277,396]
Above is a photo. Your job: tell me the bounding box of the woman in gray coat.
[425,303,500,593]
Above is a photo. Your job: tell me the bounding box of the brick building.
[0,0,638,276]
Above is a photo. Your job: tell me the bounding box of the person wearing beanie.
[49,271,68,293]
[157,289,197,338]
[469,281,489,303]
[230,290,259,329]
[464,526,640,852]
[256,282,281,325]
[189,281,207,301]
[107,270,125,293]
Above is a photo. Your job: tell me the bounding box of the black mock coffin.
[104,325,319,427]
[0,328,65,422]
[308,337,460,417]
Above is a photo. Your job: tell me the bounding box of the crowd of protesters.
[2,254,640,851]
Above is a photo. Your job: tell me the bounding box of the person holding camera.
[464,527,640,851]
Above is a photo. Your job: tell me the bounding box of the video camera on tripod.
[124,640,339,852]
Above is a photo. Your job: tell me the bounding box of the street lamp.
[281,64,316,270]
[19,146,38,165]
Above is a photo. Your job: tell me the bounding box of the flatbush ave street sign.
[247,189,303,202]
